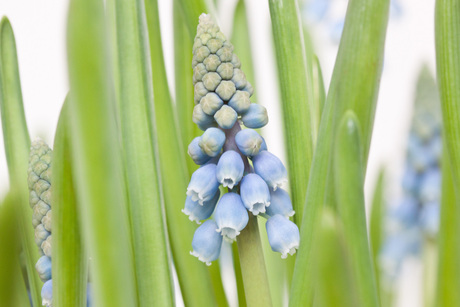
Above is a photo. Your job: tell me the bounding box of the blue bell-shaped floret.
[266,188,294,218]
[187,164,220,205]
[266,214,300,259]
[190,220,223,265]
[252,151,287,190]
[216,150,244,189]
[182,190,220,224]
[240,174,270,215]
[214,192,249,242]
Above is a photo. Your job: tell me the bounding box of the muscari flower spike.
[185,14,300,264]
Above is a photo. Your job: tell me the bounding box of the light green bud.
[214,105,238,129]
[194,82,208,103]
[42,235,52,258]
[195,46,211,62]
[232,68,247,89]
[203,54,221,72]
[216,80,236,101]
[201,93,224,115]
[42,210,52,232]
[217,63,233,80]
[207,38,223,53]
[193,63,207,83]
[217,46,233,62]
[231,54,241,68]
[228,90,251,114]
[202,72,222,91]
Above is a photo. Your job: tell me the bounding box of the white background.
[0,0,436,306]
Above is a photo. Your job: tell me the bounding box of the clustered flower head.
[185,14,300,266]
[28,139,53,307]
[28,139,92,307]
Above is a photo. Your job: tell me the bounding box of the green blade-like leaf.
[232,0,257,104]
[67,0,137,305]
[173,2,199,175]
[435,1,460,305]
[436,143,460,306]
[334,112,379,307]
[370,168,385,286]
[113,0,174,304]
[144,0,222,306]
[0,192,30,306]
[52,100,87,307]
[290,0,389,304]
[268,0,314,225]
[232,242,247,307]
[174,0,209,39]
[0,17,42,306]
[312,55,326,120]
[315,208,356,307]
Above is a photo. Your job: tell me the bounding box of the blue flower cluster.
[28,139,54,307]
[379,68,441,281]
[28,139,92,307]
[185,14,300,265]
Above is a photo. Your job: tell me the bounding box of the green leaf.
[435,1,460,305]
[289,0,389,304]
[232,0,257,104]
[173,2,199,175]
[113,0,175,304]
[315,208,356,307]
[174,0,209,39]
[0,192,30,306]
[436,143,460,306]
[312,55,326,121]
[232,242,247,307]
[143,1,222,306]
[52,99,87,307]
[334,112,379,307]
[67,0,138,305]
[0,17,42,307]
[268,0,315,225]
[370,168,385,286]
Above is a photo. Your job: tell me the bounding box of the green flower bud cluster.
[192,14,267,131]
[28,139,52,258]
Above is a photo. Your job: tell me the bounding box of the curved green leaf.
[268,0,314,225]
[0,17,42,306]
[289,0,389,304]
[113,0,174,304]
[52,99,87,307]
[334,112,379,307]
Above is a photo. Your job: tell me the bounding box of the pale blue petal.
[214,193,249,241]
[266,188,294,218]
[266,215,300,258]
[182,190,220,224]
[35,255,52,282]
[199,127,226,157]
[241,103,268,128]
[252,151,288,190]
[187,164,220,205]
[216,151,244,189]
[240,174,270,215]
[191,220,223,265]
[188,137,212,165]
[41,279,53,307]
[235,129,264,157]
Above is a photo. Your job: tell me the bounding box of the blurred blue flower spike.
[187,164,220,205]
[216,150,244,189]
[214,193,249,242]
[240,174,271,215]
[185,14,300,265]
[191,220,223,266]
[380,67,441,281]
[266,188,295,218]
[266,215,300,259]
[252,151,288,191]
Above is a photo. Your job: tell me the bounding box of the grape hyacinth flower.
[190,220,223,265]
[266,215,300,259]
[28,139,54,306]
[379,67,441,282]
[184,14,300,265]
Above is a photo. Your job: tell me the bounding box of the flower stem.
[236,213,273,307]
